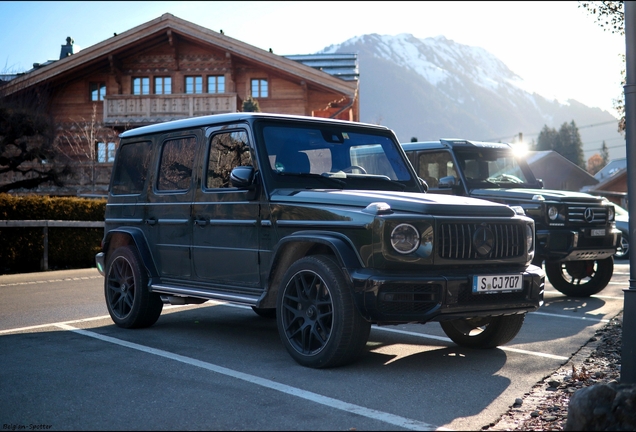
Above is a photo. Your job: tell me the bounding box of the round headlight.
[548,206,559,221]
[391,223,420,254]
[608,206,615,221]
[526,224,534,252]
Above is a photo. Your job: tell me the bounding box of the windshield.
[454,149,536,187]
[257,122,419,191]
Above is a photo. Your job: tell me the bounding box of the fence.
[0,220,105,271]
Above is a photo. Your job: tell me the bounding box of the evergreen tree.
[242,95,261,112]
[601,141,610,165]
[557,121,585,169]
[536,125,558,151]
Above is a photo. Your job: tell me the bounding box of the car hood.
[271,189,515,217]
[469,188,605,204]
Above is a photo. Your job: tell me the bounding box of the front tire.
[105,245,163,328]
[545,257,613,297]
[276,255,371,368]
[440,314,526,348]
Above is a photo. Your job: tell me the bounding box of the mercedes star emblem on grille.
[473,226,495,256]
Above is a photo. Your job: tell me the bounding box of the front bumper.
[536,227,621,262]
[95,252,106,276]
[349,264,544,324]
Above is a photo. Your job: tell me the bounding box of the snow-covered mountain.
[321,34,624,160]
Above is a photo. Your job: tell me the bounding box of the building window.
[133,77,150,95]
[251,79,268,98]
[89,82,106,101]
[155,77,172,94]
[97,142,116,163]
[207,75,225,94]
[185,76,203,94]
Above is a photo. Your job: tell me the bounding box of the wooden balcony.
[103,94,239,125]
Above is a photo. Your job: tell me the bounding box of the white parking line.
[56,323,449,432]
[0,275,103,287]
[372,327,569,361]
[532,311,610,323]
[0,315,111,335]
[542,290,624,300]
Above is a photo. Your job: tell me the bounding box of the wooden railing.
[0,220,105,271]
[103,94,239,124]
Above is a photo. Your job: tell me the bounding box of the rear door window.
[157,136,197,191]
[111,141,151,195]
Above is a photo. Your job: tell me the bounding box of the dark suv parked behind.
[402,139,620,297]
[96,113,543,368]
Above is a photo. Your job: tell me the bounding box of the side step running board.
[150,284,260,306]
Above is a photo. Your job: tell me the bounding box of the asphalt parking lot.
[0,261,630,431]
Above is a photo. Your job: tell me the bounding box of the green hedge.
[0,194,106,274]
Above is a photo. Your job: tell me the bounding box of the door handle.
[145,218,157,226]
[194,218,208,227]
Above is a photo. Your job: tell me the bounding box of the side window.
[206,131,251,189]
[157,137,197,191]
[417,152,457,188]
[111,141,151,195]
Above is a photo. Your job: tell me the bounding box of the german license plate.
[591,229,606,236]
[472,274,523,294]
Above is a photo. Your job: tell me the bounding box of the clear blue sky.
[0,1,626,115]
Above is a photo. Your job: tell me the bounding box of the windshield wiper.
[345,174,407,191]
[276,172,346,187]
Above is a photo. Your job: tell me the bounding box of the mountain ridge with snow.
[320,34,623,160]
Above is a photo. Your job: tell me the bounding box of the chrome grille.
[568,206,607,224]
[438,222,524,259]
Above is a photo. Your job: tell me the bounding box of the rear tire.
[545,257,613,297]
[104,245,163,328]
[276,255,371,368]
[440,314,526,348]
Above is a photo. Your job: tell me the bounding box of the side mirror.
[230,166,256,189]
[418,177,429,192]
[438,176,456,189]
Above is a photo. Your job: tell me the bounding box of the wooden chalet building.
[0,13,359,196]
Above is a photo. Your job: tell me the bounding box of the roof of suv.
[401,139,513,152]
[119,112,391,139]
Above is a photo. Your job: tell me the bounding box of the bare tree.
[579,1,625,132]
[55,104,119,191]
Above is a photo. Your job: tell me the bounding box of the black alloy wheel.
[105,245,163,328]
[614,235,629,260]
[276,255,370,368]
